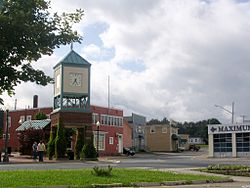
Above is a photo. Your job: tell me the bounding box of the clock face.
[70,73,82,86]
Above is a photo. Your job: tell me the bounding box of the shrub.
[47,130,56,160]
[92,165,112,177]
[55,123,67,159]
[81,143,97,160]
[75,128,85,159]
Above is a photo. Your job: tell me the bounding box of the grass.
[201,164,250,177]
[0,168,224,187]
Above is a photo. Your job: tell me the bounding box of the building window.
[3,134,10,140]
[236,133,250,152]
[101,115,107,125]
[109,137,114,144]
[94,133,105,151]
[162,127,167,133]
[20,115,25,123]
[92,113,99,124]
[26,115,32,121]
[118,117,123,127]
[213,133,232,153]
[150,126,156,133]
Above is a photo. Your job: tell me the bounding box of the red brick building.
[0,105,124,156]
[123,119,133,148]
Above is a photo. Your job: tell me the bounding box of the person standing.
[37,141,46,162]
[32,142,38,160]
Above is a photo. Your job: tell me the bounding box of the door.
[118,135,123,153]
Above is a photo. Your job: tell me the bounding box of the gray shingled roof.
[60,50,91,65]
[16,119,51,131]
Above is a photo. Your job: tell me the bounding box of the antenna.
[14,99,17,110]
[108,75,110,109]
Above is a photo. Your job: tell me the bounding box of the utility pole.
[3,109,9,162]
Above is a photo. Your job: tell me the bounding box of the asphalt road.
[1,149,250,171]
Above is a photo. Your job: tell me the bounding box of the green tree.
[35,112,47,120]
[54,123,67,159]
[0,0,83,104]
[75,128,85,159]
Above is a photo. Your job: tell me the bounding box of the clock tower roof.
[54,50,91,68]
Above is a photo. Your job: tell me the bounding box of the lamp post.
[215,102,234,124]
[3,109,9,162]
[96,121,100,157]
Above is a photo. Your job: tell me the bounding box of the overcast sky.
[2,0,250,124]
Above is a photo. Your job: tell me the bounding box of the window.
[20,115,25,123]
[213,133,232,153]
[92,113,99,124]
[3,134,10,140]
[94,133,105,150]
[236,133,250,152]
[26,115,32,121]
[162,127,167,133]
[150,126,156,133]
[109,137,114,144]
[101,115,107,125]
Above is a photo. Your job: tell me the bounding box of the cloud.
[2,0,250,124]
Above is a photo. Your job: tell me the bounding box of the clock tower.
[53,50,91,112]
[50,49,92,145]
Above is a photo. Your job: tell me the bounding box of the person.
[32,142,38,160]
[37,140,46,162]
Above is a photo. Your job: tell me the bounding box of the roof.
[54,50,91,68]
[16,119,51,131]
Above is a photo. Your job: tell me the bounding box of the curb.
[132,178,233,187]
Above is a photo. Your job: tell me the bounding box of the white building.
[208,124,250,157]
[189,137,205,145]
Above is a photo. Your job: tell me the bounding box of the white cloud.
[2,0,250,124]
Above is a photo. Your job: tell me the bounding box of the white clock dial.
[70,73,82,86]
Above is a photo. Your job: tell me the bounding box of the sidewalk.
[1,152,68,164]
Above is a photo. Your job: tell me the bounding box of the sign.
[208,124,250,134]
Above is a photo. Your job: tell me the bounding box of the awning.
[172,133,181,140]
[16,119,51,131]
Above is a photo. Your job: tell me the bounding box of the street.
[1,148,250,170]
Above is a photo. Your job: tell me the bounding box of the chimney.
[33,95,38,108]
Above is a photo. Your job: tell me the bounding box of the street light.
[215,102,234,124]
[3,109,9,162]
[96,121,100,157]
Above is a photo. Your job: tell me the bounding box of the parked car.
[189,144,200,152]
[123,147,135,156]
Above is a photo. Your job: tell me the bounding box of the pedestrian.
[32,141,38,160]
[37,140,46,162]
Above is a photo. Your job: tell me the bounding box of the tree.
[0,0,84,104]
[18,128,46,155]
[35,112,47,120]
[54,123,67,159]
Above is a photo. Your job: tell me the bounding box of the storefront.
[208,124,250,157]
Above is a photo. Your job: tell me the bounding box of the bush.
[74,128,85,159]
[55,123,67,159]
[92,165,112,177]
[81,143,97,160]
[47,130,56,160]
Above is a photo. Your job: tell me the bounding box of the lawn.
[0,168,225,187]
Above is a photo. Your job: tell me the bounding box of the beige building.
[145,124,179,152]
[179,134,190,150]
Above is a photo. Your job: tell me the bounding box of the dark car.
[123,147,135,156]
[189,144,200,152]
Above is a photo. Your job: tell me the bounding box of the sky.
[2,0,250,124]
